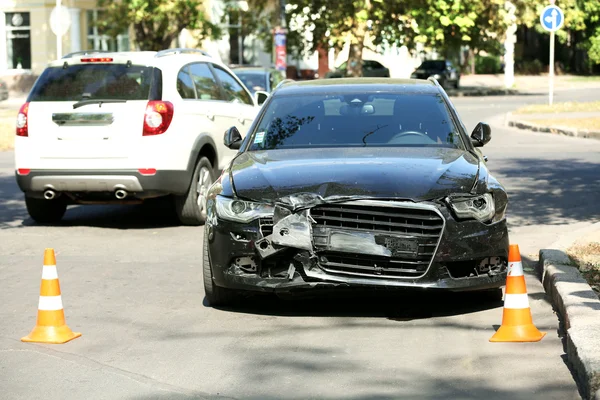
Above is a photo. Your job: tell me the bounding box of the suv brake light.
[16,102,29,137]
[81,57,113,62]
[143,101,174,136]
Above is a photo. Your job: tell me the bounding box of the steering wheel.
[388,131,431,144]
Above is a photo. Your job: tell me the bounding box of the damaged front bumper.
[205,197,509,295]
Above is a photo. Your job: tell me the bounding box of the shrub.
[475,55,502,74]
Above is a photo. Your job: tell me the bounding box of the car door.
[210,64,258,134]
[173,63,233,170]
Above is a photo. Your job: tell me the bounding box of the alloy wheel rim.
[196,166,211,219]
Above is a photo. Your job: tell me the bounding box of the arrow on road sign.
[540,5,564,32]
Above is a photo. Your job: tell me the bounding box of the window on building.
[86,10,130,52]
[5,12,32,69]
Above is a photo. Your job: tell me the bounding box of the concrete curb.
[538,249,600,400]
[506,112,600,141]
[448,88,519,97]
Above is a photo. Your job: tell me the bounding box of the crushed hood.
[230,147,479,203]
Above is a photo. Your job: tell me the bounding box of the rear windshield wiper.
[72,99,127,109]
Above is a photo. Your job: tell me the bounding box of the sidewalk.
[459,74,600,92]
[507,102,600,141]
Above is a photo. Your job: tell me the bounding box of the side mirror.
[255,90,269,106]
[224,126,243,150]
[471,122,491,147]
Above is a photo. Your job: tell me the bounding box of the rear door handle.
[206,113,214,121]
[238,117,245,125]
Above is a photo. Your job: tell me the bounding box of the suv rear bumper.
[16,169,193,197]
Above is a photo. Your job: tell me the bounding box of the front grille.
[319,252,428,278]
[310,204,443,237]
[311,203,444,278]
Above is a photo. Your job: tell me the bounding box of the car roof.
[45,49,215,68]
[273,78,441,96]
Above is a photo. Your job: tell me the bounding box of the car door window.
[176,67,196,99]
[188,63,221,101]
[212,65,253,105]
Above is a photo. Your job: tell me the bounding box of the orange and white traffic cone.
[490,244,545,342]
[21,249,81,344]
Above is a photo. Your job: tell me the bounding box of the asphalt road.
[1,87,599,399]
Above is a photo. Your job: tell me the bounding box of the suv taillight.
[16,102,29,137]
[143,101,174,136]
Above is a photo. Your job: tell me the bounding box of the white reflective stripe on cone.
[38,295,63,311]
[42,265,58,280]
[508,261,524,276]
[503,293,530,309]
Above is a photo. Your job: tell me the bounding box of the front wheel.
[174,156,214,226]
[25,195,67,224]
[203,233,238,307]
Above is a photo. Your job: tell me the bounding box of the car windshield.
[420,61,446,70]
[235,72,268,94]
[28,63,156,102]
[248,92,464,150]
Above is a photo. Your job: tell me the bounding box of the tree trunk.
[347,0,371,78]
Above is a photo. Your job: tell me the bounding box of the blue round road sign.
[540,5,564,32]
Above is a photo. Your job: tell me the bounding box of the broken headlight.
[447,193,495,222]
[215,195,274,223]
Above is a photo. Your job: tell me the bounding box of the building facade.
[1,0,131,89]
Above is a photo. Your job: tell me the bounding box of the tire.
[174,156,214,226]
[203,233,238,307]
[25,195,67,224]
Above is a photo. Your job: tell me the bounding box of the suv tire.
[203,233,238,307]
[175,156,214,226]
[25,195,67,224]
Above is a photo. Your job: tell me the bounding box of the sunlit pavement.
[1,87,598,399]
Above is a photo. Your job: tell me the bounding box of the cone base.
[489,324,546,342]
[21,325,81,344]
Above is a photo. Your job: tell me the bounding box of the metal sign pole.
[549,30,555,106]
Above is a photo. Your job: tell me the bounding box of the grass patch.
[567,242,600,298]
[513,101,600,114]
[529,117,600,131]
[567,76,600,82]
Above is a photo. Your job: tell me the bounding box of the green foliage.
[96,0,221,51]
[475,54,502,74]
[282,0,600,73]
[515,59,544,75]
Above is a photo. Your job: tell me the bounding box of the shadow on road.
[492,157,600,227]
[0,175,181,230]
[207,289,504,321]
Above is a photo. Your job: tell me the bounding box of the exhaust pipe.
[115,189,128,200]
[43,189,56,200]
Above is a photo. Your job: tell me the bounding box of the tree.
[96,0,221,51]
[285,0,412,77]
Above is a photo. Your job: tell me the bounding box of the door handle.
[238,117,245,125]
[205,111,214,121]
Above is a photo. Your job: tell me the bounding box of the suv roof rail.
[155,48,211,58]
[62,50,112,59]
[427,77,442,87]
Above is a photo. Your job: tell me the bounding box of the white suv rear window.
[28,63,158,102]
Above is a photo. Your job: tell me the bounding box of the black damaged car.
[203,78,509,306]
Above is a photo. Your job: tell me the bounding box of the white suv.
[14,48,266,225]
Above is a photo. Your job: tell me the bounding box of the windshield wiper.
[73,99,127,109]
